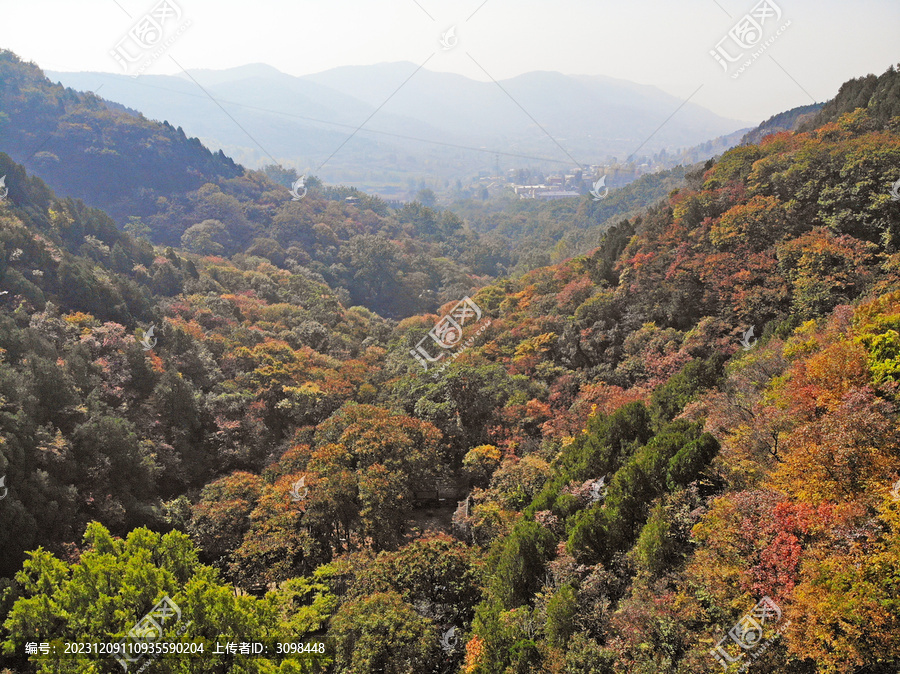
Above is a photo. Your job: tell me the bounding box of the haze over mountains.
[49,62,749,190]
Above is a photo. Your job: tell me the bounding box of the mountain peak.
[181,62,292,85]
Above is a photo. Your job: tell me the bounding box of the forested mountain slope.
[799,65,900,131]
[0,151,389,579]
[3,49,727,320]
[0,50,498,319]
[437,65,900,674]
[0,51,242,214]
[740,102,823,146]
[0,65,899,674]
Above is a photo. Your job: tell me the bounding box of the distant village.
[350,132,741,204]
[473,161,659,201]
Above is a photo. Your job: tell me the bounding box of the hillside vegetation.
[0,62,899,674]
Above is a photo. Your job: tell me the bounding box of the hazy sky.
[1,0,898,124]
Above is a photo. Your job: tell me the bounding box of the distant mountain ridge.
[48,61,750,183]
[302,63,746,153]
